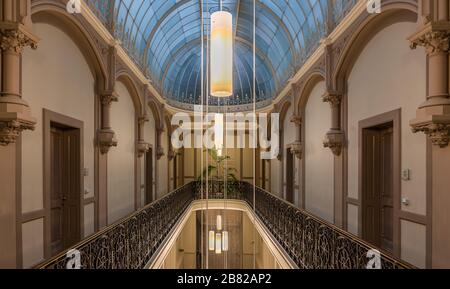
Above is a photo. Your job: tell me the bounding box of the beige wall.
[347,21,427,268]
[108,81,136,224]
[304,81,334,223]
[21,22,96,267]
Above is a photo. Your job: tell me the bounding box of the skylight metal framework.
[86,0,357,107]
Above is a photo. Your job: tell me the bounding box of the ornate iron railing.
[239,183,413,269]
[38,180,413,269]
[37,183,195,269]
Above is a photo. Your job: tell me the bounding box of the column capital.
[290,115,302,127]
[100,91,119,106]
[409,22,450,55]
[322,91,342,107]
[0,22,38,53]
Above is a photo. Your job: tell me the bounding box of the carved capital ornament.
[0,23,38,53]
[322,92,342,107]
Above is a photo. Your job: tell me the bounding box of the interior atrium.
[1,0,450,271]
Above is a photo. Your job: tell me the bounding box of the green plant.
[198,148,238,183]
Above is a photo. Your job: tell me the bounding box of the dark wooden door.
[362,125,393,252]
[50,126,81,256]
[286,148,294,203]
[145,149,153,205]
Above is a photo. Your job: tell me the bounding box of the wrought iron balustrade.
[38,182,195,269]
[239,183,414,269]
[38,180,413,269]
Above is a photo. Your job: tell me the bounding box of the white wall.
[347,21,426,267]
[108,81,136,224]
[304,81,334,223]
[22,22,96,267]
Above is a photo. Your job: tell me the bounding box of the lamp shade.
[210,11,233,97]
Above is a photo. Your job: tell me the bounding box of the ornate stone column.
[408,0,450,268]
[0,0,38,268]
[0,24,37,145]
[323,92,345,156]
[98,91,118,154]
[156,127,165,159]
[137,114,149,157]
[289,114,302,159]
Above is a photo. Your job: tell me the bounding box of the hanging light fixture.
[208,214,229,254]
[210,10,233,97]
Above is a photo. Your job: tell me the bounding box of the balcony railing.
[38,183,195,269]
[38,181,413,269]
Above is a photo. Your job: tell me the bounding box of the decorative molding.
[409,22,450,55]
[289,142,303,159]
[0,23,38,53]
[0,119,35,146]
[100,92,118,105]
[97,129,117,154]
[137,141,150,157]
[412,121,450,148]
[290,115,302,127]
[156,146,165,159]
[322,91,342,107]
[324,131,345,156]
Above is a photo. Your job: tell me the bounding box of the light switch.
[402,169,411,181]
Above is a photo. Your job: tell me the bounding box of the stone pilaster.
[98,92,118,154]
[0,22,38,146]
[323,91,345,156]
[408,1,450,268]
[289,115,302,159]
[156,127,165,159]
[137,115,149,157]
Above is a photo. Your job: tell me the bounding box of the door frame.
[358,109,401,257]
[43,109,84,259]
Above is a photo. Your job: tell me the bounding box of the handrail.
[242,183,414,269]
[37,182,195,269]
[37,180,414,269]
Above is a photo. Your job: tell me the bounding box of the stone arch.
[31,2,108,91]
[116,73,143,115]
[334,2,418,92]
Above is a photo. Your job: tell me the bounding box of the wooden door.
[362,125,393,252]
[286,148,294,203]
[145,149,153,205]
[50,126,81,256]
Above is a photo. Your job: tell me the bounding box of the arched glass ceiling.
[87,0,357,107]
